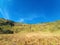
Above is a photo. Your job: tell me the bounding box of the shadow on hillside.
[0,28,13,34]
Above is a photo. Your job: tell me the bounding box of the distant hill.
[0,18,60,34]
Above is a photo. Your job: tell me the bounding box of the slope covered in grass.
[0,32,60,45]
[0,18,60,45]
[0,18,60,33]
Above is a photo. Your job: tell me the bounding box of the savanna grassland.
[0,18,60,45]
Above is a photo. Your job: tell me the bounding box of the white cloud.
[0,8,10,19]
[17,13,48,22]
[30,14,47,20]
[19,18,24,22]
[24,14,47,20]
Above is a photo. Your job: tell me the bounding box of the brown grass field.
[0,32,60,45]
[0,18,60,45]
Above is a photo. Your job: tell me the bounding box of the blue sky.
[0,0,60,24]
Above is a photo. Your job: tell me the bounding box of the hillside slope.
[0,18,60,34]
[0,18,60,45]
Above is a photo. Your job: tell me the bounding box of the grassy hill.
[0,18,60,45]
[0,18,60,34]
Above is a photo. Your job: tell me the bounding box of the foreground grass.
[0,32,60,45]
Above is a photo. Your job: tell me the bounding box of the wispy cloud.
[19,18,24,22]
[0,8,10,19]
[24,14,47,20]
[16,13,47,23]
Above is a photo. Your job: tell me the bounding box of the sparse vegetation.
[0,18,60,45]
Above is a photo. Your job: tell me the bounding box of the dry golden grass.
[0,18,60,45]
[0,32,60,45]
